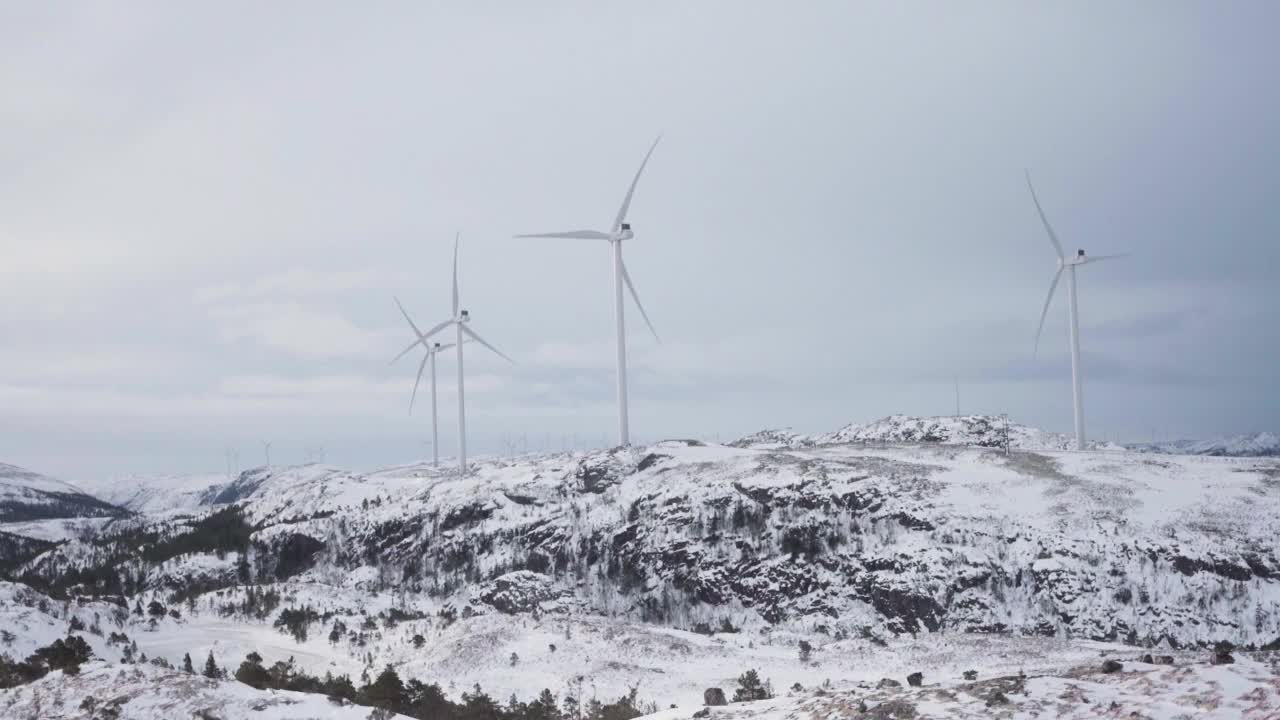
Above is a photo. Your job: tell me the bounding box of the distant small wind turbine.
[390,303,458,469]
[1026,171,1128,451]
[396,234,514,472]
[516,136,663,448]
[262,441,272,470]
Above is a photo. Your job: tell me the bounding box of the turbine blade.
[394,296,427,340]
[461,325,515,364]
[1034,268,1064,357]
[452,233,460,317]
[613,134,662,232]
[514,230,612,240]
[620,258,660,343]
[390,337,421,366]
[1081,253,1130,264]
[409,351,430,414]
[1025,170,1065,260]
[421,319,453,342]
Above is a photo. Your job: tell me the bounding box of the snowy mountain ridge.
[0,463,126,524]
[1134,431,1280,458]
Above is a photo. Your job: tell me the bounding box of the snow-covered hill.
[639,653,1280,720]
[3,421,1279,711]
[0,463,126,524]
[747,414,1126,452]
[0,662,411,720]
[1134,431,1280,458]
[74,471,228,514]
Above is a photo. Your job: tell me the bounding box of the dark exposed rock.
[876,678,901,689]
[866,699,917,719]
[1101,660,1123,674]
[692,709,710,718]
[985,690,1009,707]
[905,672,922,687]
[576,458,626,494]
[962,670,977,681]
[1140,653,1153,664]
[1211,650,1234,665]
[477,571,559,614]
[440,501,494,531]
[636,454,671,473]
[703,688,726,706]
[1154,655,1174,665]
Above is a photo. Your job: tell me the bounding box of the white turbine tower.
[398,235,514,472]
[1026,171,1127,451]
[390,303,457,469]
[515,136,662,447]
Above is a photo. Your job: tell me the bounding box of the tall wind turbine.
[390,302,456,468]
[1026,171,1127,451]
[515,136,662,447]
[398,235,514,472]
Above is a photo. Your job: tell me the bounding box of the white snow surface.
[5,417,1280,713]
[1135,431,1280,458]
[74,471,228,514]
[639,654,1280,720]
[0,662,411,719]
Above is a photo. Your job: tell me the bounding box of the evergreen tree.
[203,652,221,679]
[528,688,562,720]
[733,669,771,702]
[360,665,408,713]
[234,651,270,689]
[236,552,251,584]
[182,653,194,674]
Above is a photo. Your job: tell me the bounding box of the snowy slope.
[0,662,411,720]
[640,653,1280,720]
[0,463,127,524]
[786,414,1126,452]
[1134,431,1280,458]
[19,438,1280,650]
[74,471,228,514]
[5,422,1280,710]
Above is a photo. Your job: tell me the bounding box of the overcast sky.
[2,2,1277,481]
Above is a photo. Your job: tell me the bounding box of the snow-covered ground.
[1134,431,1280,458]
[73,471,228,514]
[641,653,1280,720]
[4,416,1280,715]
[0,662,411,720]
[0,463,123,524]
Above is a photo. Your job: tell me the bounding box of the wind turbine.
[1026,171,1127,451]
[397,234,514,472]
[515,136,662,447]
[390,300,457,469]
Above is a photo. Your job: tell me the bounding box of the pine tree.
[203,651,221,679]
[182,653,194,674]
[360,665,407,713]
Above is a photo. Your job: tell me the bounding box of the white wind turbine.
[396,235,514,472]
[390,302,457,469]
[1026,171,1127,451]
[515,136,662,447]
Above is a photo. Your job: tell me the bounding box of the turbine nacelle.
[617,223,634,241]
[460,310,470,323]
